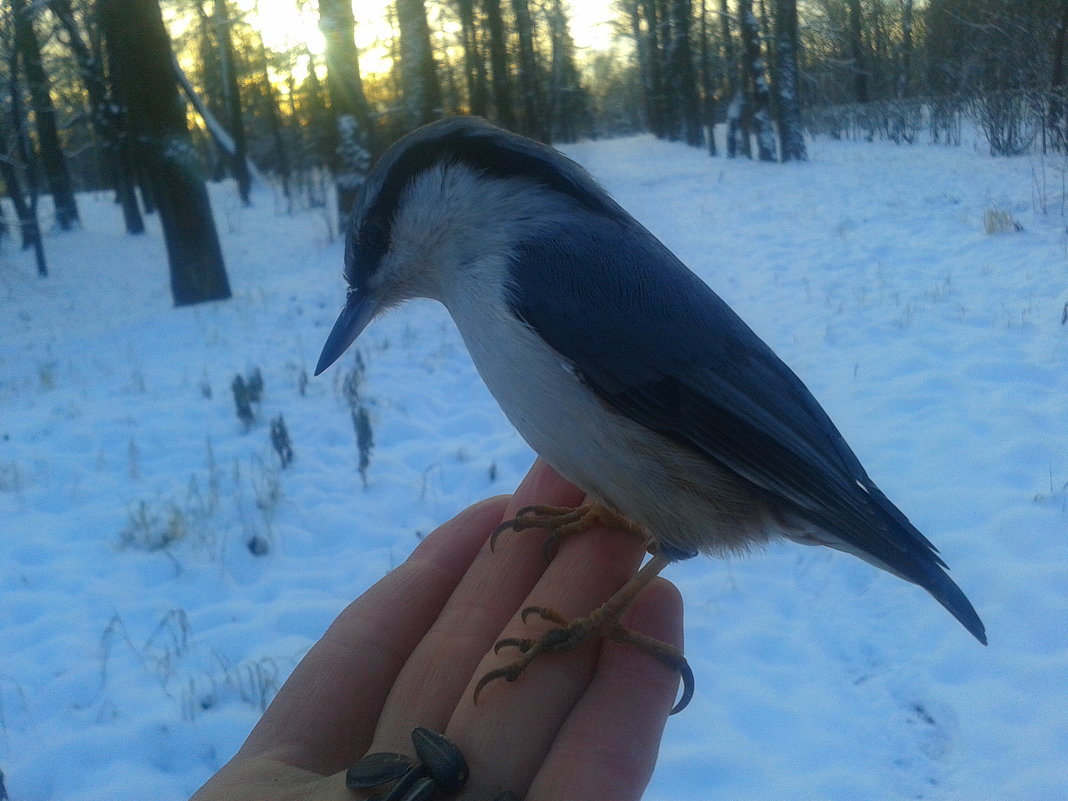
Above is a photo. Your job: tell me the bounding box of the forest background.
[3,0,1067,291]
[3,2,1068,799]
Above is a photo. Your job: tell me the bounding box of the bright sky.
[246,0,618,78]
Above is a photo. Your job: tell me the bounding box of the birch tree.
[738,0,776,160]
[318,0,373,221]
[774,0,805,160]
[720,0,745,157]
[396,0,442,128]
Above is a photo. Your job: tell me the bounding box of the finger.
[362,459,588,753]
[528,577,684,801]
[443,503,651,798]
[236,493,511,774]
[190,756,353,801]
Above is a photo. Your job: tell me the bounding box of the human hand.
[190,459,683,801]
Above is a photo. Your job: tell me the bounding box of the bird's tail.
[814,481,988,646]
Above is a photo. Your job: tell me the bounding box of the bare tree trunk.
[100,0,231,306]
[5,34,47,274]
[12,0,79,230]
[739,0,776,160]
[173,56,263,189]
[513,0,544,139]
[318,0,374,222]
[759,0,779,128]
[396,0,443,128]
[482,0,515,129]
[547,0,588,142]
[669,0,703,146]
[720,0,743,157]
[896,0,914,99]
[629,0,653,132]
[0,107,47,275]
[300,48,334,173]
[1049,0,1068,150]
[699,0,717,155]
[254,30,292,204]
[454,0,488,116]
[190,0,225,180]
[48,0,143,234]
[640,0,667,137]
[0,159,47,276]
[774,0,805,161]
[214,0,251,204]
[846,0,868,103]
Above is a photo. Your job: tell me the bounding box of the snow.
[2,131,1067,800]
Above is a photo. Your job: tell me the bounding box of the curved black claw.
[488,505,585,557]
[670,656,695,715]
[607,622,695,714]
[489,518,518,552]
[493,637,535,655]
[472,664,520,706]
[489,506,550,552]
[520,606,569,626]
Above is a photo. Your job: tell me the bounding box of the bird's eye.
[360,217,389,253]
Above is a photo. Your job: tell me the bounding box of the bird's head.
[314,116,622,376]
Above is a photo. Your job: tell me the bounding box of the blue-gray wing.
[507,214,985,644]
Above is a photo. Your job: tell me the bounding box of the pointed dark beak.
[314,291,376,376]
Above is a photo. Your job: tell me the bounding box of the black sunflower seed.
[345,752,415,789]
[411,727,469,795]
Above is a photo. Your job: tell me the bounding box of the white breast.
[441,270,780,557]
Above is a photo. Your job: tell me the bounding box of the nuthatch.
[316,116,985,711]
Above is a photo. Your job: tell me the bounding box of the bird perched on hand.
[315,116,986,712]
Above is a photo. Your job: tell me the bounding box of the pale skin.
[190,459,684,801]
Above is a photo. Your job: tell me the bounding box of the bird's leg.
[474,551,694,714]
[490,502,656,561]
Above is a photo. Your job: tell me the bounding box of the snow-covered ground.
[1,131,1065,800]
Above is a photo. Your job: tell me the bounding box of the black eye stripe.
[360,217,389,251]
[345,216,390,288]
